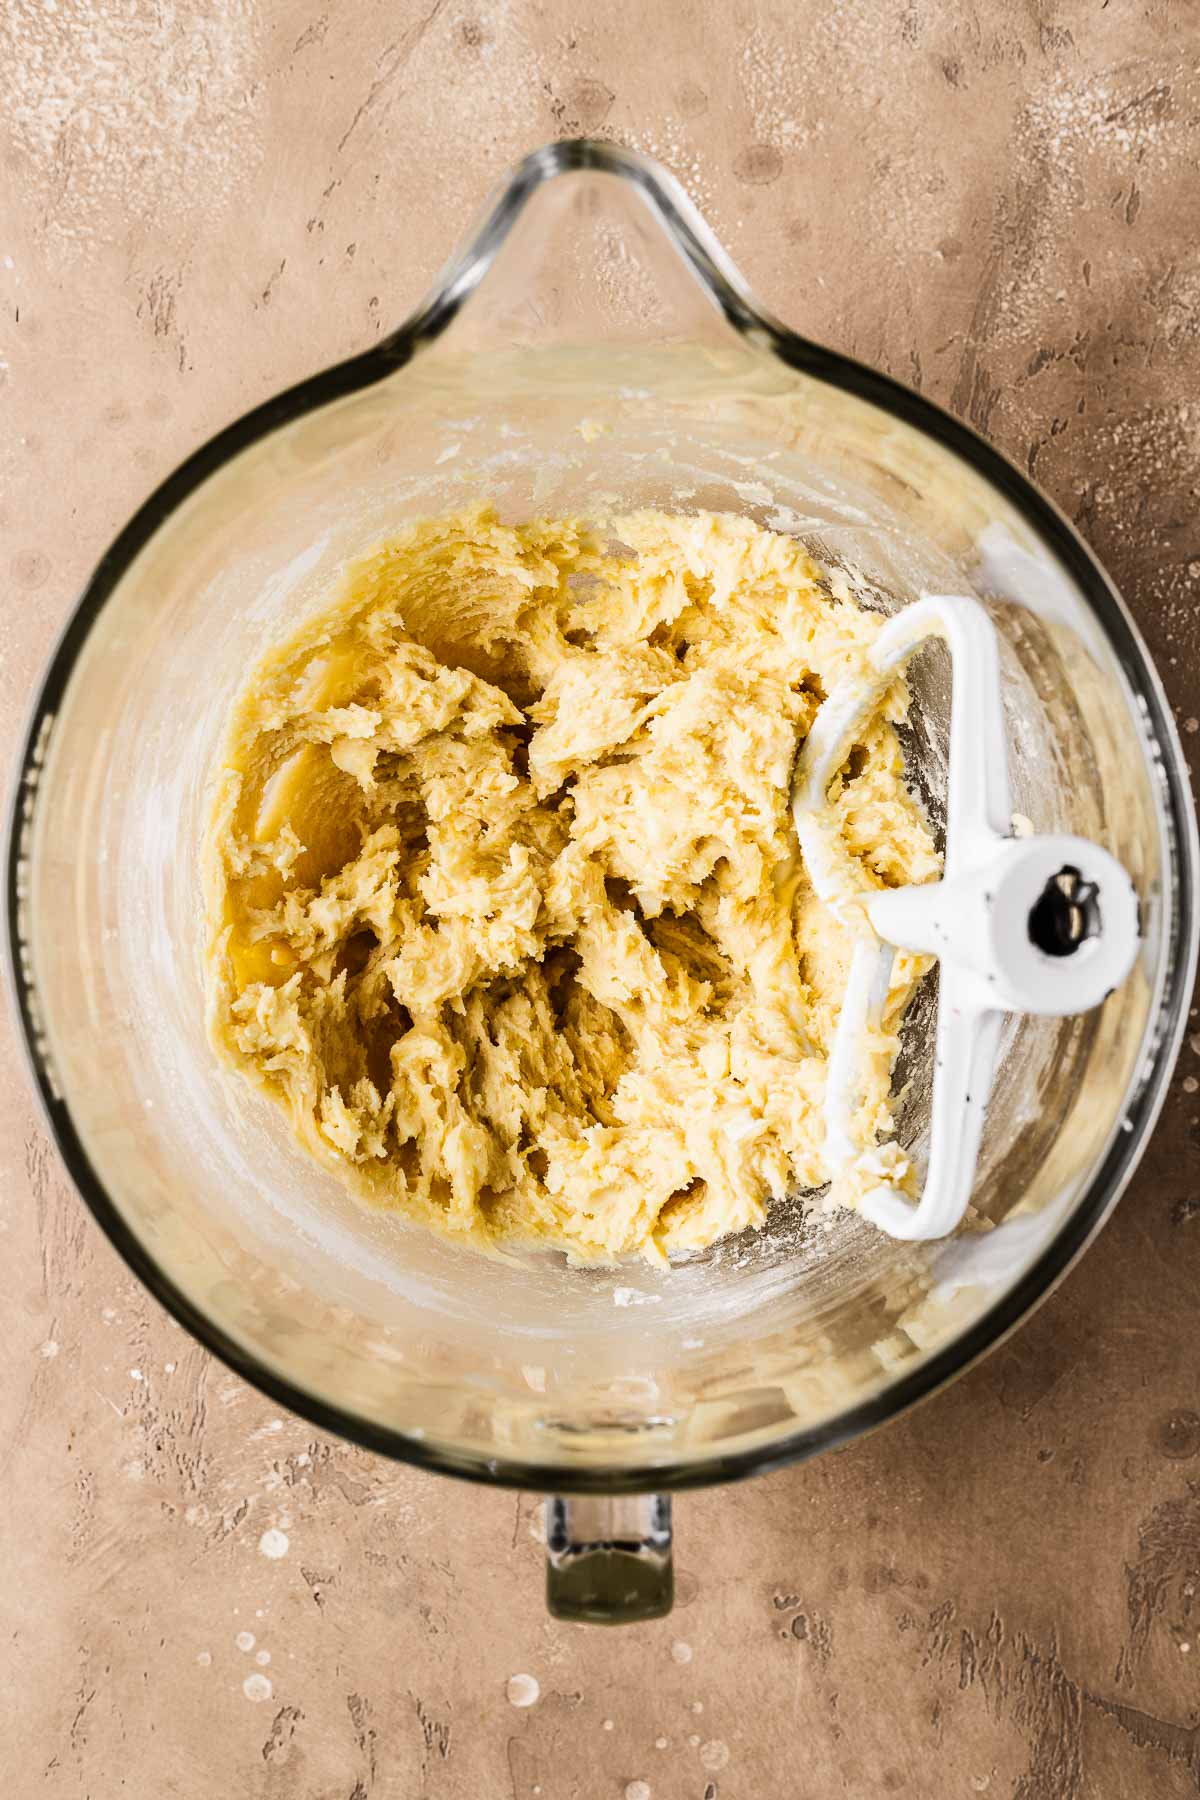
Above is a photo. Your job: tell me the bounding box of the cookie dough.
[204,507,938,1262]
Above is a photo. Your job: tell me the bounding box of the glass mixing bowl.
[6,142,1197,1621]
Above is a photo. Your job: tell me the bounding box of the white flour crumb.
[258,1528,290,1560]
[506,1673,540,1707]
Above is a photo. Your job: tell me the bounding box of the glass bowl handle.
[545,1494,673,1623]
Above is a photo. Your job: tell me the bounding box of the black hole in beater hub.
[1028,865,1101,958]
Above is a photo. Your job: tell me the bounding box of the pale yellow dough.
[204,508,938,1263]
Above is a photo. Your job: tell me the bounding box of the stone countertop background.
[2,2,1199,1795]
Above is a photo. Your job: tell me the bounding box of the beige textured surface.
[2,2,1199,1793]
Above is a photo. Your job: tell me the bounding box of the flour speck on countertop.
[700,1740,731,1771]
[506,1673,540,1707]
[670,1639,693,1665]
[242,1673,273,1703]
[258,1528,289,1560]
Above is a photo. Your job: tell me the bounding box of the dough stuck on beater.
[203,506,938,1262]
